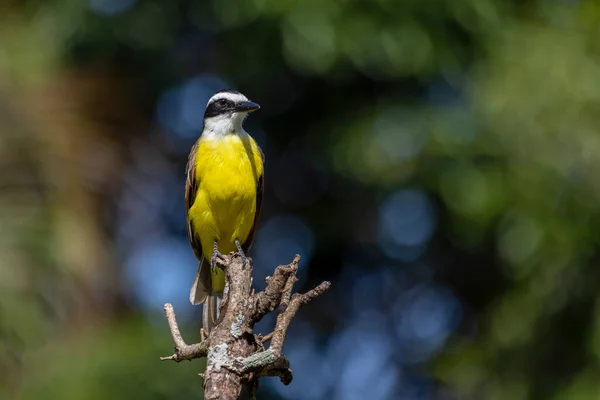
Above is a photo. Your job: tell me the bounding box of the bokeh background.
[2,0,600,399]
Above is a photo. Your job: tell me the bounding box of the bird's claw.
[210,250,226,271]
[234,239,247,265]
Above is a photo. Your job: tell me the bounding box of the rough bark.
[160,253,330,400]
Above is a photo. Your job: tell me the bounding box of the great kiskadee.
[185,89,264,332]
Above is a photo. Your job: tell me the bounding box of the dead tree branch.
[160,254,331,400]
[160,303,208,362]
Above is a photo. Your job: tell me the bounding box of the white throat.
[203,112,248,139]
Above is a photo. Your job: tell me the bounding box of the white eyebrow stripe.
[207,92,249,106]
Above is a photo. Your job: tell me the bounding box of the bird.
[185,89,264,333]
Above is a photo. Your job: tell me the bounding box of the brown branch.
[161,254,331,399]
[260,332,274,343]
[251,255,300,322]
[160,303,207,362]
[270,281,331,354]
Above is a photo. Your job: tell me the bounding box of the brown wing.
[185,140,203,260]
[242,147,265,253]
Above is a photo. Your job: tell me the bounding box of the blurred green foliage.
[19,318,205,399]
[3,0,600,399]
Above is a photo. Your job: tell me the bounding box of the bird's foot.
[211,240,226,271]
[234,239,247,266]
[210,251,226,271]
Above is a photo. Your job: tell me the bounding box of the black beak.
[234,101,260,112]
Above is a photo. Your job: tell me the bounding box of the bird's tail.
[202,291,223,334]
[190,257,211,305]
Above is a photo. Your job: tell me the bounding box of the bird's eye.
[217,99,227,106]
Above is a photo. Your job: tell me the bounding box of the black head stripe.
[204,89,249,119]
[204,97,236,118]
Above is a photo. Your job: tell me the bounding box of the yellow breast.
[188,133,263,291]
